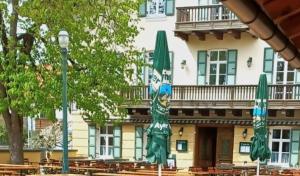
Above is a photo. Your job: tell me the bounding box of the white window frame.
[273,53,296,85]
[147,0,166,17]
[99,125,114,159]
[272,53,296,99]
[268,127,291,167]
[207,49,227,85]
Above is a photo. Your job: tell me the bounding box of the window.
[139,0,175,17]
[208,50,227,85]
[269,128,291,166]
[197,49,237,85]
[273,53,295,85]
[147,0,166,16]
[273,53,297,99]
[99,126,114,159]
[144,51,173,85]
[135,126,144,160]
[89,125,121,159]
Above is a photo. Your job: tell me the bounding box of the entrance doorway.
[195,127,234,168]
[196,127,217,168]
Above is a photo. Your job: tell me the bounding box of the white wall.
[135,0,270,86]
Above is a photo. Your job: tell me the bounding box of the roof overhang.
[221,0,300,69]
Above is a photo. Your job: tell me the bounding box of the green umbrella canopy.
[146,31,172,165]
[250,74,271,161]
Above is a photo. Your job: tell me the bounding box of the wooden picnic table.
[40,165,112,175]
[27,174,84,176]
[93,171,190,176]
[0,165,39,175]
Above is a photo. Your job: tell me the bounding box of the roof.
[221,0,300,68]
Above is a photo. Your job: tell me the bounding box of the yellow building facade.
[68,0,300,170]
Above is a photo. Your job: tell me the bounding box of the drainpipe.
[221,0,300,69]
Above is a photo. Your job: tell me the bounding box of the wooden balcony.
[175,5,249,41]
[124,84,300,109]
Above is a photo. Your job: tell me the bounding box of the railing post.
[230,86,235,101]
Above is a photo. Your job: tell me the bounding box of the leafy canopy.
[0,0,143,124]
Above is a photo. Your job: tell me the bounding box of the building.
[69,0,300,169]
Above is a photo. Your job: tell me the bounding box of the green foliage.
[0,124,8,145]
[0,0,144,125]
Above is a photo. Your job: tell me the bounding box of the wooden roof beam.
[228,30,241,39]
[274,7,300,25]
[175,31,188,41]
[194,31,206,40]
[213,31,223,40]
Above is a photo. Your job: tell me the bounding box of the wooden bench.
[0,164,39,175]
[0,170,18,176]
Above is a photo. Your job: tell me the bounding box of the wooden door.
[197,128,217,168]
[216,127,234,164]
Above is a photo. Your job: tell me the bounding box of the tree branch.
[17,33,34,55]
[10,0,18,40]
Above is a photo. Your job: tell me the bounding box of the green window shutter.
[197,50,207,85]
[290,129,300,167]
[165,0,175,16]
[88,125,96,158]
[135,126,144,160]
[113,126,122,158]
[139,0,147,17]
[227,50,237,85]
[263,48,274,84]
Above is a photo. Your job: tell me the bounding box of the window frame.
[273,53,296,85]
[146,0,167,17]
[99,125,114,159]
[207,49,228,85]
[268,127,291,167]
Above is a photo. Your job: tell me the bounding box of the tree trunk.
[2,110,24,164]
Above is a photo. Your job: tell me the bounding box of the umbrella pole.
[158,164,162,176]
[256,158,260,176]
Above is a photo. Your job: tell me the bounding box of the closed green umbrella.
[146,31,172,173]
[250,73,271,176]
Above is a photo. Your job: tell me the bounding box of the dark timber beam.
[194,31,206,40]
[213,31,223,40]
[175,31,188,41]
[229,30,241,39]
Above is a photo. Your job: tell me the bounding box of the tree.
[0,0,142,164]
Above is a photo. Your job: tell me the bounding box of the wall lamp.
[242,128,248,139]
[247,57,252,68]
[179,127,184,137]
[181,60,186,69]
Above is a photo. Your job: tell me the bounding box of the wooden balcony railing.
[124,84,300,101]
[176,5,238,23]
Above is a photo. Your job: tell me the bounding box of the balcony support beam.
[175,31,188,41]
[213,31,223,40]
[229,30,241,39]
[194,31,206,40]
